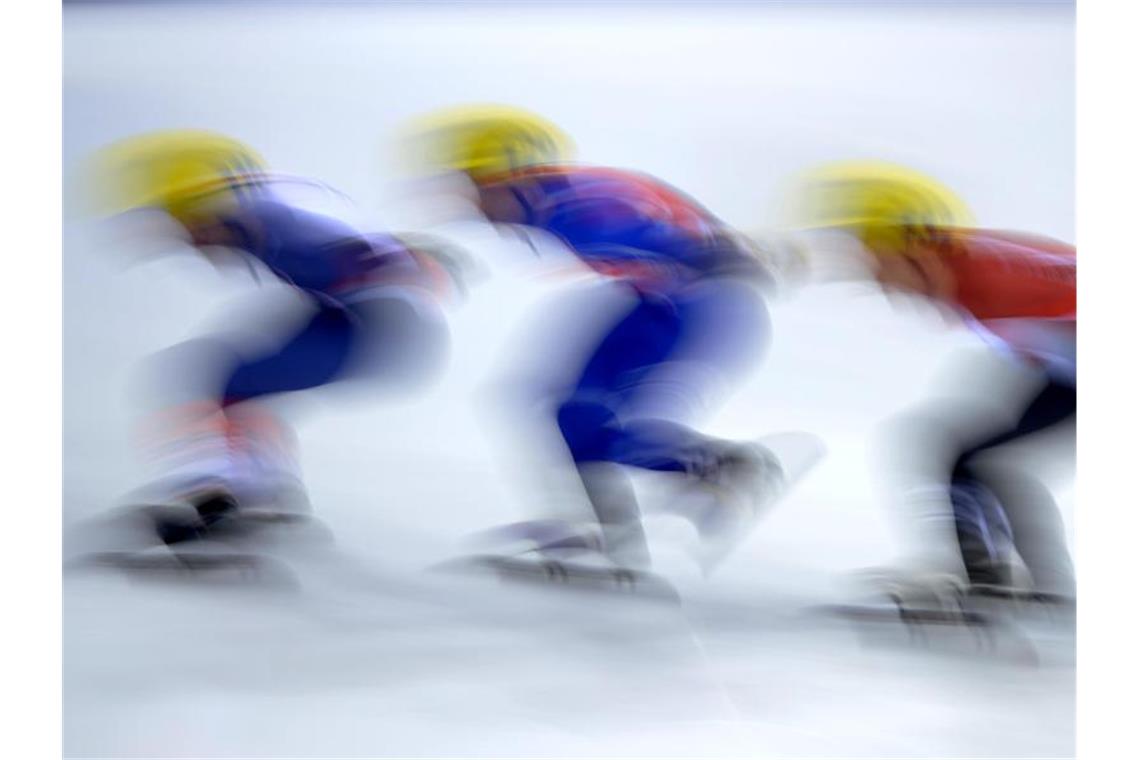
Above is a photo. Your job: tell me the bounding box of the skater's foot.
[150,489,241,546]
[685,443,785,573]
[470,519,655,574]
[855,566,971,612]
[706,442,784,514]
[963,558,1016,588]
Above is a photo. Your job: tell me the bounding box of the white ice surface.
[64,3,1074,757]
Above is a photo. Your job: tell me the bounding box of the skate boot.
[148,487,241,546]
[855,565,971,615]
[686,442,786,574]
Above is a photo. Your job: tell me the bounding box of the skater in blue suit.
[91,130,465,543]
[411,106,814,573]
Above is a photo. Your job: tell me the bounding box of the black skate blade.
[140,502,334,550]
[816,602,996,628]
[963,586,1077,631]
[967,584,1075,606]
[811,602,1041,665]
[72,550,300,591]
[431,554,681,603]
[220,511,337,550]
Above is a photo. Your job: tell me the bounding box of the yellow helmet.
[788,160,974,253]
[89,129,267,221]
[405,104,574,181]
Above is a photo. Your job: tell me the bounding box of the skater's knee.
[556,399,618,462]
[134,338,242,408]
[951,457,979,485]
[348,297,451,394]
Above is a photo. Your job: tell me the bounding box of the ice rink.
[63,2,1075,757]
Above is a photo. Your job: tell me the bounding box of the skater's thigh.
[340,293,451,396]
[620,279,769,422]
[878,351,1063,478]
[957,371,1075,472]
[137,336,246,409]
[570,291,684,399]
[671,277,770,373]
[222,302,359,403]
[497,281,641,406]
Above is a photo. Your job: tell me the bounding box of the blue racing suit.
[487,165,769,474]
